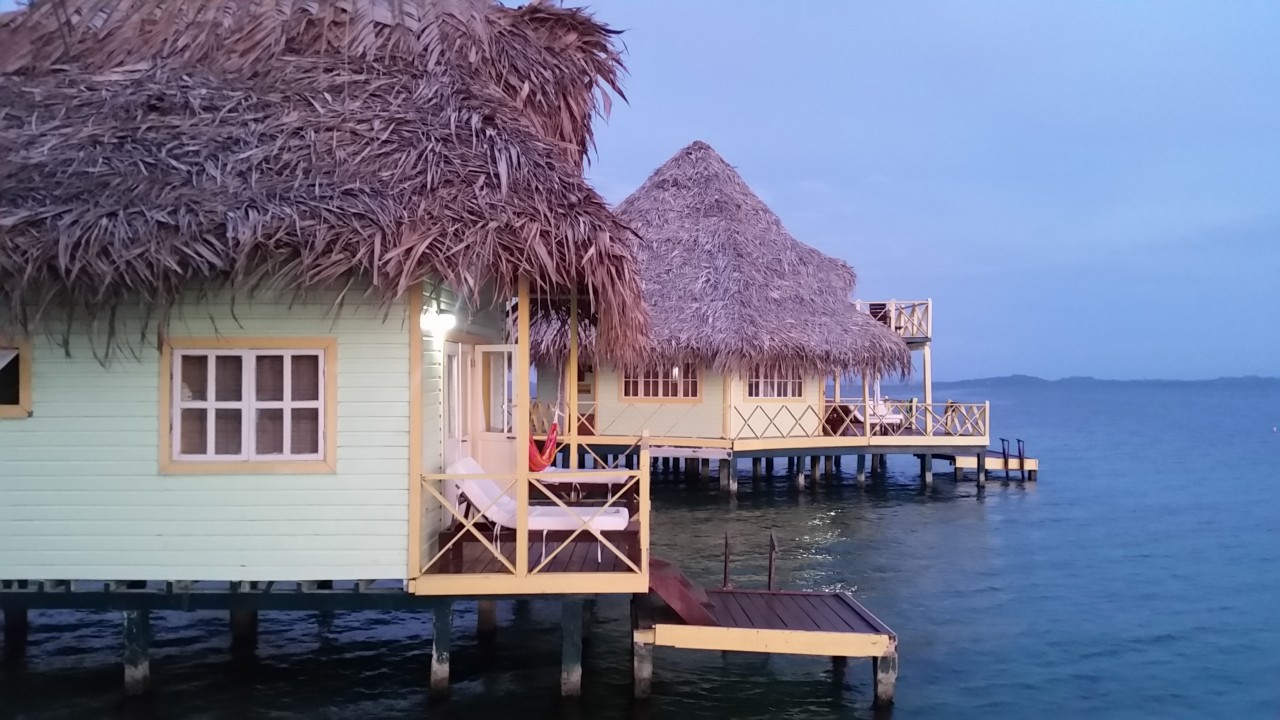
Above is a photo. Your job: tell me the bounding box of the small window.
[623,363,699,399]
[171,347,327,463]
[0,339,32,419]
[747,366,804,399]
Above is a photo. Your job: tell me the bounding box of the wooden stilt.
[920,454,933,487]
[976,452,987,487]
[954,462,963,482]
[477,599,497,641]
[824,456,835,480]
[561,598,584,697]
[3,608,29,660]
[633,635,653,699]
[856,454,866,485]
[700,458,711,480]
[873,652,898,705]
[122,610,151,697]
[809,456,820,484]
[794,470,806,491]
[430,601,452,699]
[719,459,736,494]
[1028,469,1038,482]
[662,457,671,474]
[752,458,762,481]
[230,609,258,656]
[832,655,847,675]
[834,455,843,470]
[765,457,775,476]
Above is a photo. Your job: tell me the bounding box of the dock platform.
[937,450,1039,481]
[635,560,898,705]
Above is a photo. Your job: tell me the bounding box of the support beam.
[719,459,736,495]
[752,458,762,481]
[794,470,806,491]
[954,462,963,482]
[809,455,820,485]
[700,458,711,480]
[765,457,775,476]
[3,608,29,661]
[122,610,151,697]
[856,454,866,486]
[920,453,933,487]
[561,598,584,697]
[824,455,835,480]
[230,609,258,656]
[976,452,987,487]
[431,601,452,699]
[477,599,497,641]
[873,652,898,705]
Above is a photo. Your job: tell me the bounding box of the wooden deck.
[704,589,888,635]
[423,537,638,575]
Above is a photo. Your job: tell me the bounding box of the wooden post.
[661,457,671,474]
[122,610,151,697]
[832,655,847,675]
[954,461,963,482]
[861,375,871,438]
[431,601,452,699]
[633,634,653,699]
[561,598,584,697]
[835,454,843,469]
[794,469,806,491]
[873,652,898,705]
[515,279,531,579]
[976,452,987,487]
[809,455,820,485]
[719,458,736,495]
[700,458,711,480]
[823,455,835,480]
[3,608,29,660]
[230,609,258,656]
[923,344,934,435]
[920,453,933,487]
[477,599,497,641]
[752,457,762,481]
[856,454,866,486]
[765,457,775,475]
[568,289,579,470]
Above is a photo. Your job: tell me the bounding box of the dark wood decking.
[423,539,637,575]
[705,589,893,636]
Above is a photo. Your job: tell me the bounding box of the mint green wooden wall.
[0,291,414,582]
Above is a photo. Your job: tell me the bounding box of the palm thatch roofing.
[530,141,912,378]
[0,0,646,357]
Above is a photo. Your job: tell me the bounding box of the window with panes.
[622,363,699,399]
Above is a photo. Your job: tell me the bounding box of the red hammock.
[528,422,559,472]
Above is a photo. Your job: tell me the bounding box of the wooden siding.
[593,367,725,438]
[0,291,413,582]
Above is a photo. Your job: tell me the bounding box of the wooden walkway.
[635,562,899,706]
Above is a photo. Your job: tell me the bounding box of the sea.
[2,377,1279,719]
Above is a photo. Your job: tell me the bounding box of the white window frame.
[747,366,805,399]
[622,363,699,400]
[171,348,326,462]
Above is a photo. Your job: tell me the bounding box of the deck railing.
[417,439,650,594]
[735,400,989,441]
[853,299,931,341]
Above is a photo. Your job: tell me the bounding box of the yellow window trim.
[0,337,33,419]
[618,363,702,404]
[158,336,338,475]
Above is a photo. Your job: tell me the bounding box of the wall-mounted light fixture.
[420,306,457,336]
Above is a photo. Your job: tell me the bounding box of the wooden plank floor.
[705,589,892,636]
[423,540,634,575]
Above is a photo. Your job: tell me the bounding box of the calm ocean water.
[3,378,1279,719]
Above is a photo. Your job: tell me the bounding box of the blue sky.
[575,1,1280,380]
[5,1,1277,379]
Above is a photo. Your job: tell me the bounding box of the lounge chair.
[445,457,631,562]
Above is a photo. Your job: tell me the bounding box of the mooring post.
[856,454,867,486]
[3,608,29,661]
[873,652,898,705]
[920,453,933,487]
[122,610,151,697]
[477,599,497,641]
[430,600,452,699]
[230,609,258,656]
[561,598,584,697]
[976,452,987,487]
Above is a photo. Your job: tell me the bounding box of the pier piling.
[561,598,584,697]
[976,452,987,487]
[765,457,775,476]
[430,601,452,699]
[920,454,933,487]
[633,636,653,699]
[230,610,258,656]
[856,454,866,486]
[3,608,28,660]
[824,456,835,481]
[477,600,497,640]
[122,610,151,697]
[809,456,820,485]
[873,653,898,705]
[752,458,762,482]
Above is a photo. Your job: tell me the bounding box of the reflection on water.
[3,380,1280,718]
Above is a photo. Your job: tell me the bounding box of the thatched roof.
[530,141,911,378]
[0,0,646,357]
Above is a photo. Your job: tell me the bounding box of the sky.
[4,1,1277,379]
[571,1,1280,381]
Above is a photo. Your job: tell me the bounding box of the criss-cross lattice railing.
[819,400,989,438]
[419,438,650,578]
[853,300,932,340]
[732,403,826,439]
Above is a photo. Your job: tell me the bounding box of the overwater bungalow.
[531,142,993,485]
[0,2,902,704]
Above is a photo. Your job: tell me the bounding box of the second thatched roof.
[0,0,646,358]
[531,141,911,378]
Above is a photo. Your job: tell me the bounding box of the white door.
[443,342,465,468]
[474,344,517,474]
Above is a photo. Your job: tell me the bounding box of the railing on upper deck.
[853,299,932,341]
[416,437,650,595]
